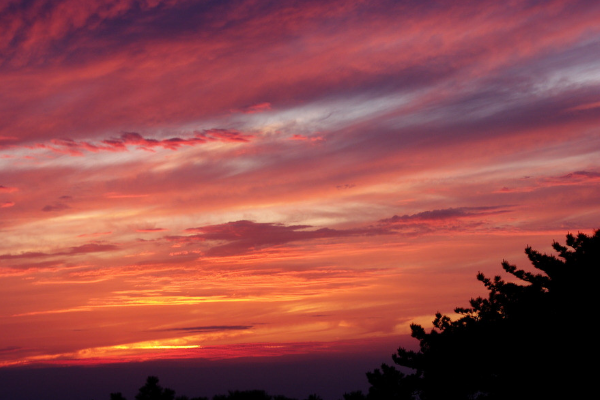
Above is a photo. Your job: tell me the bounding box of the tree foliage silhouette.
[135,376,176,400]
[367,230,599,400]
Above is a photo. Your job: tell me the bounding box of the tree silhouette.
[367,230,599,400]
[135,376,176,400]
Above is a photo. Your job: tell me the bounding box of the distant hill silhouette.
[111,375,314,400]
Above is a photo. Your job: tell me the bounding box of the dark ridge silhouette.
[111,376,208,400]
[111,376,319,400]
[366,229,599,400]
[214,390,273,400]
[341,391,366,400]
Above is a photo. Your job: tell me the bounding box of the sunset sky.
[1,0,600,397]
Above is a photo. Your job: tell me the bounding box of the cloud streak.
[168,220,391,257]
[0,243,118,260]
[20,130,254,156]
[380,206,513,224]
[158,325,253,333]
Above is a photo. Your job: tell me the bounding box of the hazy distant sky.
[1,0,599,372]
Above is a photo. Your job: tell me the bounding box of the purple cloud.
[380,206,512,224]
[167,220,390,257]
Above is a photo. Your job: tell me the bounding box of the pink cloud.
[3,0,598,147]
[41,203,70,212]
[557,170,600,181]
[136,228,168,233]
[380,206,512,224]
[196,129,254,143]
[166,220,389,257]
[290,134,325,143]
[104,193,149,199]
[77,231,113,238]
[494,170,600,193]
[0,0,186,64]
[0,185,18,193]
[0,242,118,260]
[243,102,272,114]
[372,206,518,237]
[23,130,254,156]
[567,100,600,112]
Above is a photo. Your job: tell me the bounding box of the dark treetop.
[365,230,599,400]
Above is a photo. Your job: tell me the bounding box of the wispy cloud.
[157,325,253,333]
[136,228,168,233]
[167,220,391,257]
[21,130,254,157]
[0,185,18,192]
[41,203,70,212]
[380,206,513,224]
[0,243,118,260]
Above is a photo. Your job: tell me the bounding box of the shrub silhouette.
[367,230,599,400]
[135,376,176,400]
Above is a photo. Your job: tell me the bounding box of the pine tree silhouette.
[367,230,599,400]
